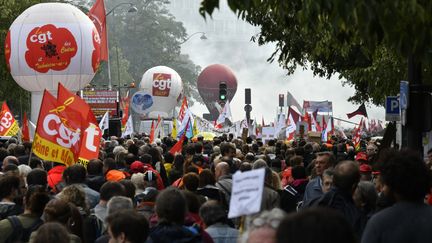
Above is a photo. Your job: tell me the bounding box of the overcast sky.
[167,1,385,128]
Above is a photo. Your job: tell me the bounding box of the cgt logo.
[25,24,78,73]
[152,73,171,97]
[43,114,81,149]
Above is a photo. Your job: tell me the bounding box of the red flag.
[353,118,364,151]
[178,97,188,122]
[149,120,155,143]
[58,83,96,124]
[57,83,101,165]
[347,103,368,119]
[322,115,327,131]
[169,134,185,155]
[0,102,20,136]
[121,91,130,128]
[312,109,322,132]
[22,112,30,142]
[34,90,85,166]
[88,0,108,61]
[303,112,312,132]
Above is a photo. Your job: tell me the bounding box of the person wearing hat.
[130,161,164,190]
[359,164,373,182]
[355,152,368,164]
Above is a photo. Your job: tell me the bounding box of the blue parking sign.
[385,96,400,121]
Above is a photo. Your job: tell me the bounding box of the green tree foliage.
[199,0,432,106]
[0,0,48,118]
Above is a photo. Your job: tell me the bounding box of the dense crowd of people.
[0,134,431,243]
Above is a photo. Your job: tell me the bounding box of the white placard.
[261,127,275,144]
[228,168,265,218]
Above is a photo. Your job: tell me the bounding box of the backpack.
[5,215,43,243]
[279,185,304,213]
[81,208,105,243]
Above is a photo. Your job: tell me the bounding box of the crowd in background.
[0,133,431,243]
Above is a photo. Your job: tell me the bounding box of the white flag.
[99,111,109,135]
[122,116,133,138]
[215,101,232,129]
[286,112,296,140]
[274,113,286,137]
[321,117,333,141]
[29,120,36,141]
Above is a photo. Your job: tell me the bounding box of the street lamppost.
[179,32,207,44]
[106,3,137,90]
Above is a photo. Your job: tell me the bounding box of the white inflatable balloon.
[138,66,183,119]
[6,3,101,122]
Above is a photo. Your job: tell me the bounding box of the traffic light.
[219,82,227,101]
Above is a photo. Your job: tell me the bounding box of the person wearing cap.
[103,158,126,182]
[130,161,164,190]
[355,152,368,164]
[359,164,373,181]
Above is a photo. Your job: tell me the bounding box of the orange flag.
[149,120,155,143]
[22,112,30,142]
[57,83,101,166]
[33,90,85,166]
[0,102,20,136]
[88,0,108,61]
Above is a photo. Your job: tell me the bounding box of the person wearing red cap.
[130,161,164,190]
[359,164,372,182]
[355,152,368,164]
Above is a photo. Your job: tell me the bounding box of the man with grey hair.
[199,200,238,243]
[107,196,134,215]
[94,196,134,242]
[240,208,286,243]
[302,152,336,207]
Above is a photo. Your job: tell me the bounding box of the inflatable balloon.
[138,66,183,119]
[131,91,154,114]
[197,64,237,117]
[6,3,101,122]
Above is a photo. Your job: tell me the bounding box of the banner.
[58,83,101,167]
[0,102,20,136]
[33,90,84,166]
[303,100,333,113]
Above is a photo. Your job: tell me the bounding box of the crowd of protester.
[0,134,431,243]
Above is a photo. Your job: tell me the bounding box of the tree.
[70,0,203,104]
[0,0,49,118]
[199,0,432,106]
[199,0,432,150]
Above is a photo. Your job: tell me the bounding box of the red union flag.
[88,0,108,61]
[0,102,20,136]
[178,97,188,122]
[152,73,171,97]
[33,90,84,166]
[57,83,101,167]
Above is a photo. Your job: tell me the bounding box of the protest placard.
[228,168,265,218]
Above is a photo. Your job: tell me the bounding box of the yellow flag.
[171,118,177,139]
[193,118,199,136]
